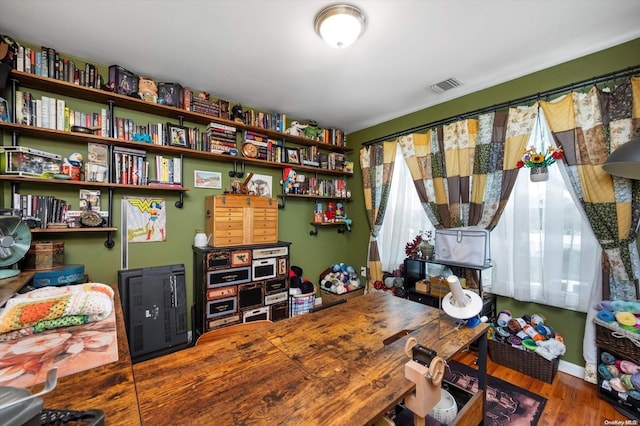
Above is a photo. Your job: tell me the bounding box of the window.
[378,122,601,312]
[485,117,601,312]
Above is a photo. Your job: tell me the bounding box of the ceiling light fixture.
[314,3,367,49]
[602,136,640,180]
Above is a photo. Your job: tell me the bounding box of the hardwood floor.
[453,350,630,425]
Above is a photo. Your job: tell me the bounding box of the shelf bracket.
[104,230,115,249]
[175,191,184,208]
[309,225,318,236]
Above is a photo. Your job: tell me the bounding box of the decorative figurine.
[303,120,324,141]
[231,104,244,123]
[284,121,307,137]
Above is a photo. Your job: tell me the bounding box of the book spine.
[16,45,24,72]
[56,99,65,130]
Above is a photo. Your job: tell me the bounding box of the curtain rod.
[362,64,640,147]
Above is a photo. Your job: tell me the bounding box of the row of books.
[15,45,102,88]
[294,178,349,198]
[112,146,148,185]
[15,90,109,136]
[8,43,348,145]
[153,156,182,185]
[241,110,287,133]
[13,193,70,228]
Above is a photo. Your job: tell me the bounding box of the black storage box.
[108,65,139,96]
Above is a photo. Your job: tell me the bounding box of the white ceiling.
[1,0,639,134]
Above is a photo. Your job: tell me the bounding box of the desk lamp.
[439,274,483,338]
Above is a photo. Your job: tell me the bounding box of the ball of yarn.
[610,377,627,393]
[607,365,620,378]
[632,373,640,391]
[621,324,640,334]
[629,390,640,400]
[620,360,640,375]
[597,310,616,322]
[599,364,613,380]
[616,311,637,326]
[621,374,635,390]
[600,351,617,365]
[598,301,613,311]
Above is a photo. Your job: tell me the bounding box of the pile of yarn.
[598,351,640,400]
[595,300,640,333]
[320,263,362,295]
[488,311,566,360]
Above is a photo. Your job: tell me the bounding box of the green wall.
[346,38,640,366]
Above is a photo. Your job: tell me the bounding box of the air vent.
[430,77,463,94]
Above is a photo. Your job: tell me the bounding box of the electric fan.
[0,215,31,279]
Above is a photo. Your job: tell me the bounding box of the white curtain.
[377,144,434,273]
[487,111,601,312]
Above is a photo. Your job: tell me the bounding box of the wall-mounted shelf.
[277,192,351,209]
[309,221,350,236]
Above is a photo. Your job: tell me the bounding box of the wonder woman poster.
[125,197,166,242]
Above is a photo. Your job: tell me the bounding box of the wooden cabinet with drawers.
[193,242,290,339]
[204,194,278,247]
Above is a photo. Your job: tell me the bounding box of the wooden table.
[133,292,488,425]
[30,284,141,425]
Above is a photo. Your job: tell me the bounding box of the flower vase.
[530,166,549,182]
[419,244,434,260]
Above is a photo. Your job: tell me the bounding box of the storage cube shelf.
[595,319,640,420]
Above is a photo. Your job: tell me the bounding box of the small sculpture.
[284,121,307,137]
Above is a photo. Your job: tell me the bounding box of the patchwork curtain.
[398,112,519,231]
[540,79,640,301]
[360,141,398,290]
[540,78,640,382]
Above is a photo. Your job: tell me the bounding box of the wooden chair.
[194,320,273,346]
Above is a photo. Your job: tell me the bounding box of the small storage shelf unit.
[279,194,352,236]
[192,242,291,340]
[595,318,640,420]
[403,257,496,321]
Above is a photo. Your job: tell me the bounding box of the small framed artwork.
[277,257,288,276]
[246,173,273,197]
[286,147,300,164]
[231,250,252,267]
[194,170,222,189]
[167,123,189,147]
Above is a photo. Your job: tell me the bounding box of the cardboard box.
[23,241,64,271]
[0,146,61,177]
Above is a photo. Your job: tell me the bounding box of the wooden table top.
[133,292,488,426]
[32,284,140,425]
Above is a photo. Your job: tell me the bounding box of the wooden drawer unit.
[193,242,290,338]
[205,195,279,247]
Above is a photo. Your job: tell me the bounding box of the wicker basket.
[594,318,640,359]
[488,339,559,383]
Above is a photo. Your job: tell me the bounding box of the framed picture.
[286,147,300,164]
[246,173,273,197]
[194,170,222,189]
[231,249,252,267]
[167,123,189,147]
[277,257,288,276]
[0,97,10,123]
